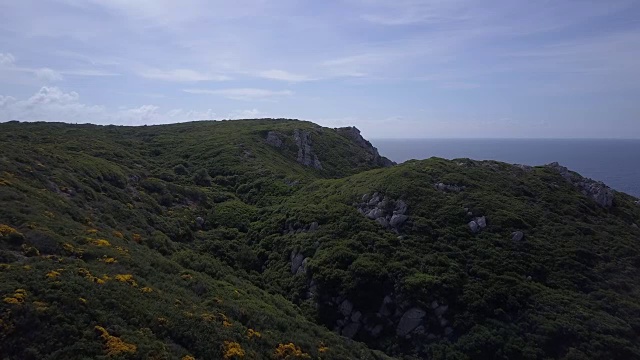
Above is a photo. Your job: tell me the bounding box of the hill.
[1,119,640,360]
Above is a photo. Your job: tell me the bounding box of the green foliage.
[0,119,639,360]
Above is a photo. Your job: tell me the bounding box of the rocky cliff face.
[294,129,323,170]
[336,126,395,167]
[546,162,615,208]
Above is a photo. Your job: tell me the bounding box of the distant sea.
[371,139,640,198]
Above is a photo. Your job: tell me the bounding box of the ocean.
[371,139,640,198]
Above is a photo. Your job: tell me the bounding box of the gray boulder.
[390,214,408,227]
[394,200,408,215]
[195,216,205,228]
[512,231,524,241]
[476,216,487,228]
[468,220,479,233]
[339,299,354,316]
[309,222,319,232]
[366,208,385,220]
[396,307,427,337]
[351,311,362,323]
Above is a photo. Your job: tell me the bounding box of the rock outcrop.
[336,126,395,167]
[293,129,323,170]
[356,193,409,231]
[265,131,284,148]
[511,231,524,241]
[468,216,487,233]
[546,162,614,208]
[396,308,426,337]
[435,183,465,192]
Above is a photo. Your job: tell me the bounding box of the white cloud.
[138,68,231,82]
[0,53,15,66]
[183,88,293,101]
[0,86,218,124]
[35,68,64,82]
[226,108,262,119]
[61,69,120,77]
[256,69,315,82]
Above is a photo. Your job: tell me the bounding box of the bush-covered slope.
[1,119,640,360]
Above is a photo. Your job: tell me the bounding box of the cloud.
[183,88,293,101]
[138,68,231,82]
[0,53,15,66]
[256,69,315,82]
[0,86,218,124]
[35,68,64,82]
[226,109,262,119]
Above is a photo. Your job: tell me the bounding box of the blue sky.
[1,0,639,138]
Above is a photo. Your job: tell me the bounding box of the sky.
[1,0,639,138]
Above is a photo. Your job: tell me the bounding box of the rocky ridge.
[336,127,395,167]
[546,162,615,208]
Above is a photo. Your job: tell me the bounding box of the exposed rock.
[370,324,384,338]
[469,216,487,233]
[390,214,408,227]
[546,162,614,208]
[632,224,638,229]
[356,193,409,231]
[413,326,426,335]
[290,251,305,274]
[336,126,395,167]
[378,296,394,317]
[512,231,524,241]
[394,200,408,215]
[376,217,389,228]
[195,216,205,228]
[296,257,310,275]
[265,131,284,148]
[434,305,449,318]
[515,164,533,172]
[309,222,319,232]
[431,300,439,309]
[366,208,385,220]
[341,322,360,339]
[635,200,640,206]
[339,299,354,316]
[351,311,362,323]
[293,129,323,170]
[435,183,465,192]
[468,221,479,233]
[396,308,426,337]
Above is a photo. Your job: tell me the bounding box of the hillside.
[1,119,640,360]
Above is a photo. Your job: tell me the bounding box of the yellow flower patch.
[274,343,311,359]
[223,341,245,359]
[95,325,137,356]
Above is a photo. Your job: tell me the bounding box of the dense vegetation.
[1,119,639,359]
